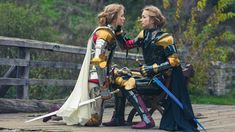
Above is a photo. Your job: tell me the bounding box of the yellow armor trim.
[115,77,136,90]
[130,71,142,77]
[156,35,174,48]
[168,53,180,67]
[96,28,115,43]
[99,61,107,69]
[90,56,107,69]
[136,30,144,40]
[152,63,159,73]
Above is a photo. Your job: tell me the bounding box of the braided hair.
[98,3,125,26]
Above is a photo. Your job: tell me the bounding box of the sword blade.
[25,89,119,123]
[152,77,207,132]
[25,111,58,123]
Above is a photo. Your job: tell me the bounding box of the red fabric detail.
[93,33,97,44]
[124,40,135,49]
[88,79,99,84]
[103,77,110,87]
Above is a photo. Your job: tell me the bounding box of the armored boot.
[102,92,126,126]
[123,90,155,129]
[43,104,61,122]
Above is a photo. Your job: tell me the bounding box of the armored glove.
[140,63,158,76]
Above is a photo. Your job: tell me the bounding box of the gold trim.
[99,61,107,69]
[157,35,174,48]
[114,77,136,90]
[124,77,136,90]
[152,63,159,73]
[168,54,180,67]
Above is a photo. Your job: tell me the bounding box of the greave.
[123,90,155,128]
[102,91,126,126]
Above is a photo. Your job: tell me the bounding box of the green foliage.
[162,0,170,10]
[174,0,235,95]
[197,0,207,10]
[0,3,57,41]
[40,0,60,21]
[191,95,235,105]
[174,0,183,20]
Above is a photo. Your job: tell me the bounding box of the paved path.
[1,104,235,132]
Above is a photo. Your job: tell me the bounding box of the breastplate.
[141,30,167,65]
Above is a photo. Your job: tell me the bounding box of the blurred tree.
[172,0,235,95]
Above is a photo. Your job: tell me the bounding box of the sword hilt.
[110,89,120,94]
[136,58,143,67]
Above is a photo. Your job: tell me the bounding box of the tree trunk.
[0,98,64,113]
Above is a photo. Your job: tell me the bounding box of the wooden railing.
[0,36,142,99]
[1,36,234,98]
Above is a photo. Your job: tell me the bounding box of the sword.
[152,77,207,132]
[25,89,120,123]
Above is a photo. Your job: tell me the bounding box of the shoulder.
[136,30,144,39]
[155,32,174,48]
[95,27,115,43]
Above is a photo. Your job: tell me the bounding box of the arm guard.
[141,34,180,75]
[116,30,144,50]
[91,39,108,68]
[144,54,180,76]
[140,62,172,76]
[157,34,180,67]
[164,44,180,67]
[91,28,115,68]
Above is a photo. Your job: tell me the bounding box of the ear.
[150,18,155,25]
[111,19,117,26]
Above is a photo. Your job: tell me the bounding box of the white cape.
[56,32,94,125]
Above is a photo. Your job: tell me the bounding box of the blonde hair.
[98,3,125,26]
[142,5,166,28]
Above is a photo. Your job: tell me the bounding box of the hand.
[140,63,158,76]
[100,77,112,100]
[140,64,152,76]
[100,88,112,100]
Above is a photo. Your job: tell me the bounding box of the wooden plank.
[0,58,82,69]
[0,78,76,86]
[16,48,27,99]
[23,48,30,99]
[29,79,76,86]
[0,36,143,60]
[0,78,26,85]
[0,58,28,66]
[0,36,86,54]
[0,98,64,113]
[30,60,82,69]
[0,66,17,97]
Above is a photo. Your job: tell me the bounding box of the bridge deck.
[0,104,235,132]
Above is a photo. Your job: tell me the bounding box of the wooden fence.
[1,36,234,99]
[0,36,141,99]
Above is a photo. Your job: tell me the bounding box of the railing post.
[23,48,30,99]
[16,47,30,99]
